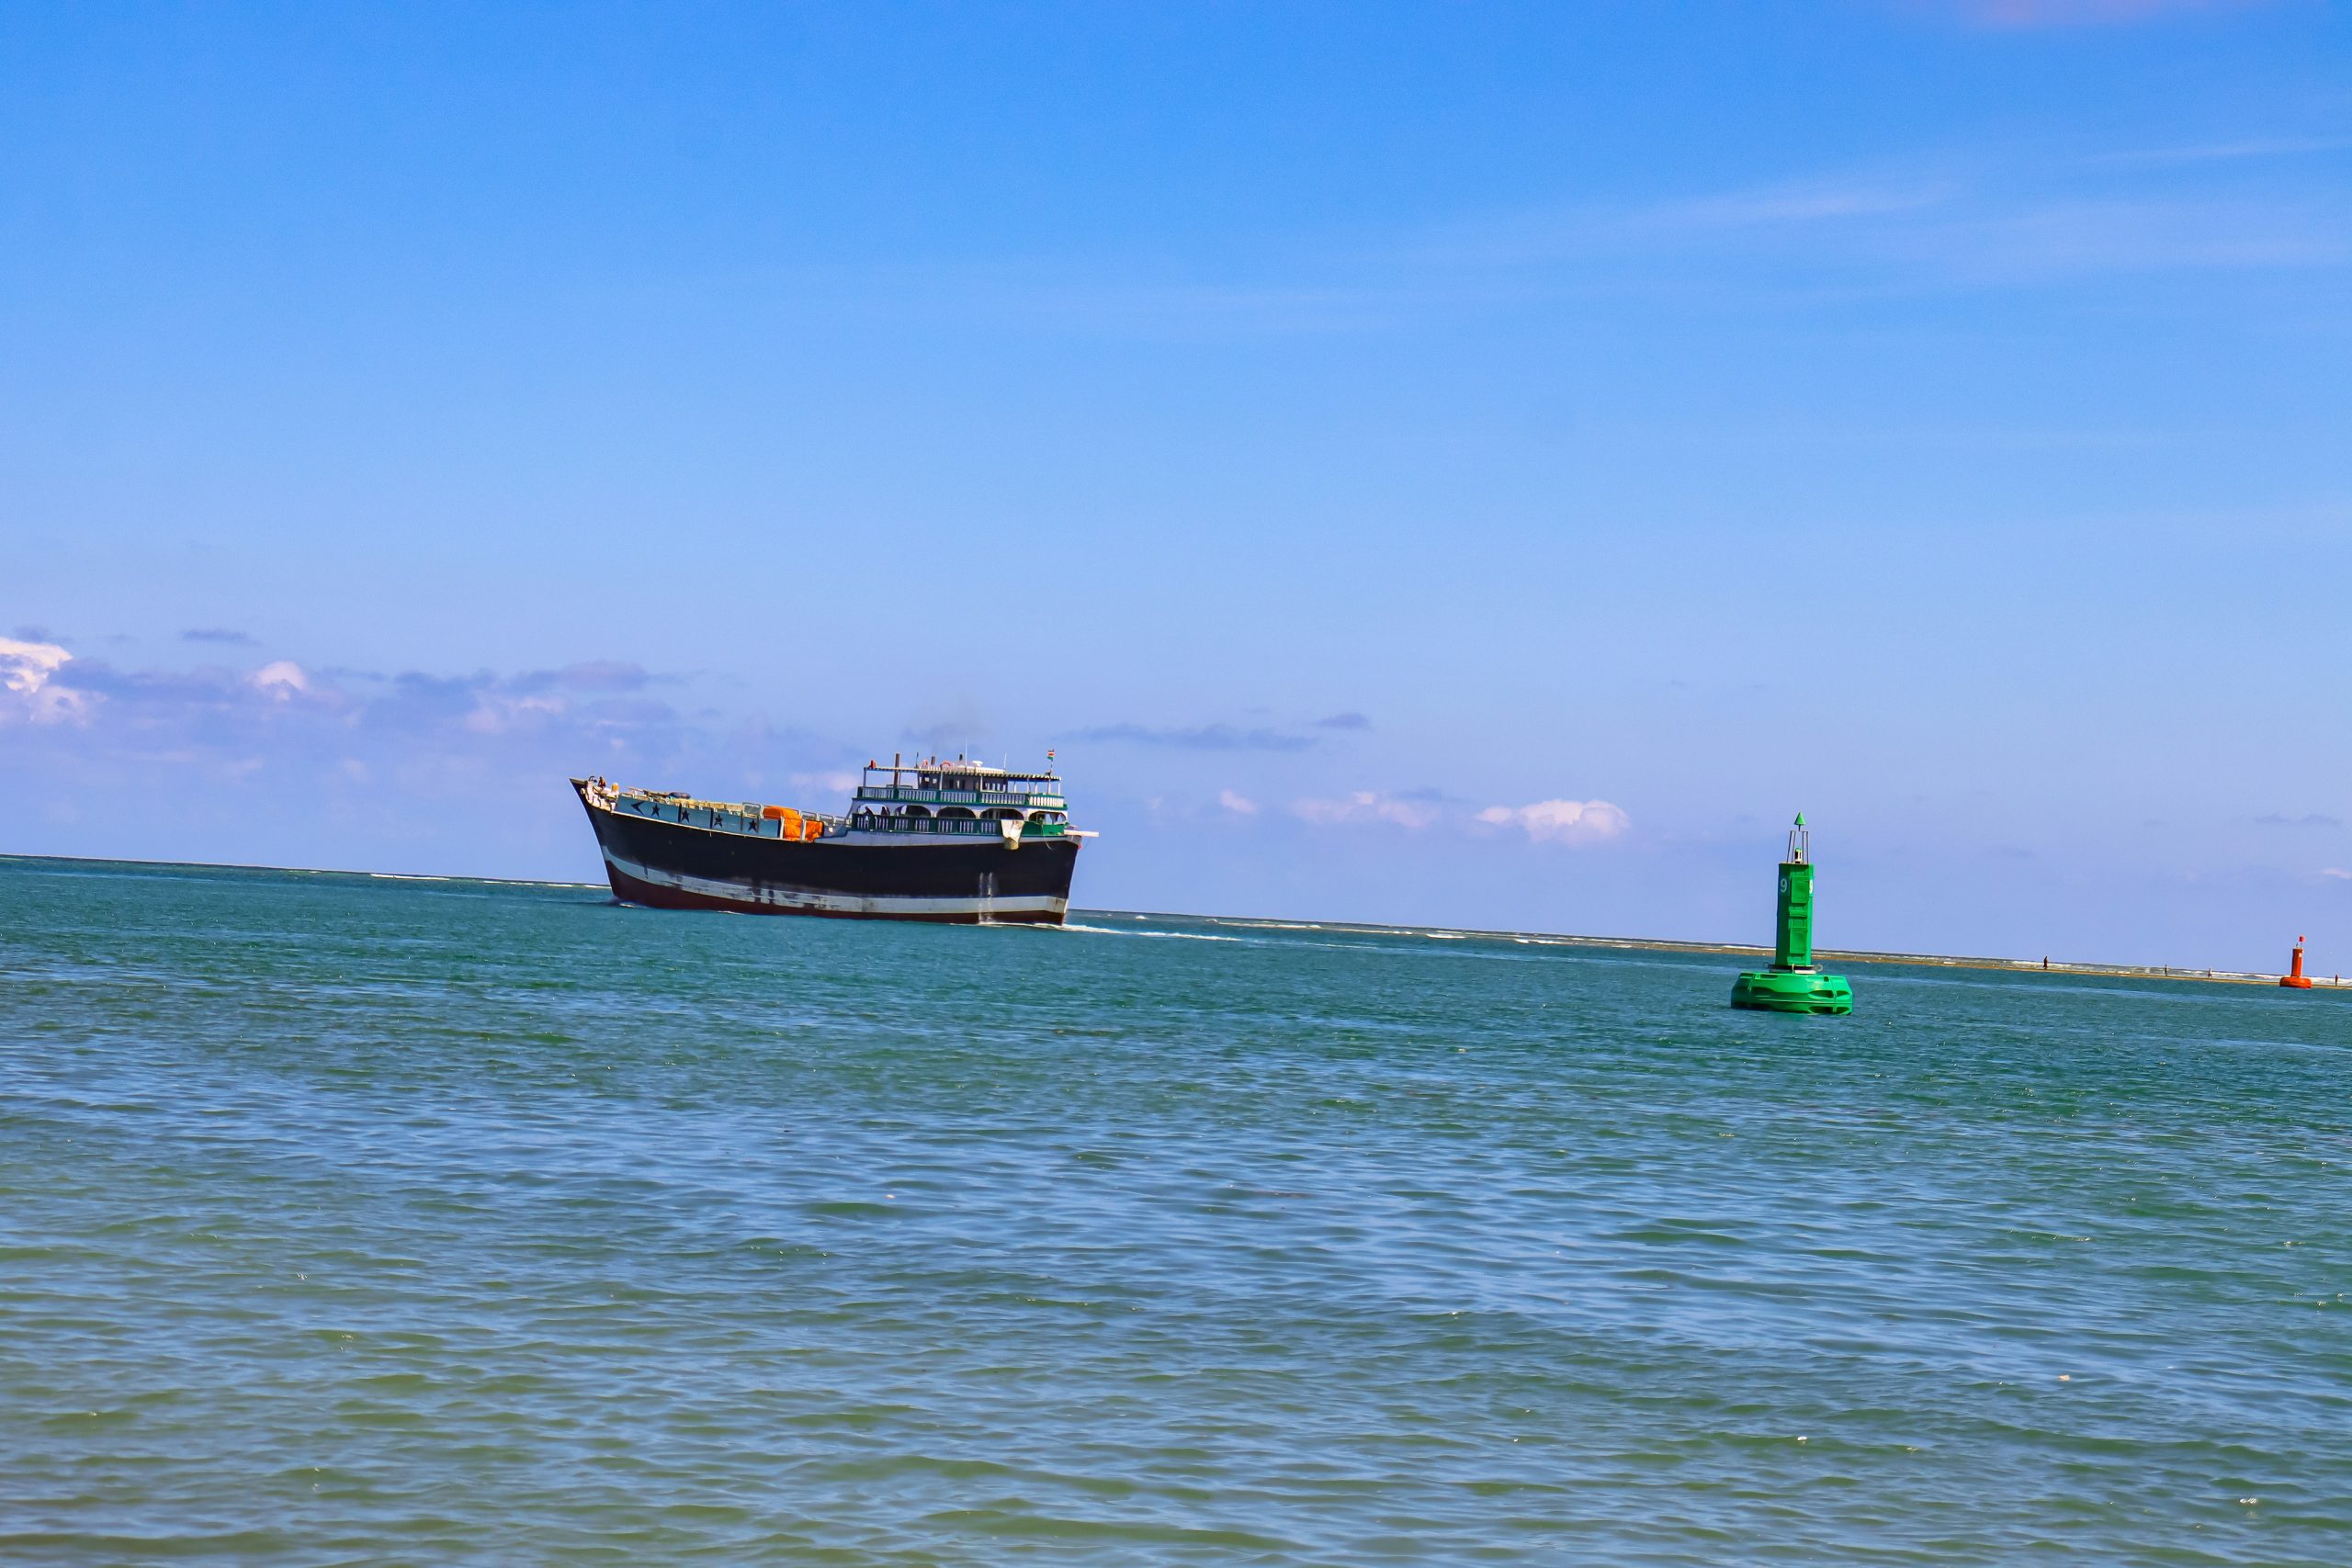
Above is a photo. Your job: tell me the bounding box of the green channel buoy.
[1732,812,1854,1015]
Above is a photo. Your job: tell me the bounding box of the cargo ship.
[571,754,1087,924]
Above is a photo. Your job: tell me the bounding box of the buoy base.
[2281,976,2313,989]
[1733,967,1854,1014]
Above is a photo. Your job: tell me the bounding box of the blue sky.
[4,0,2347,967]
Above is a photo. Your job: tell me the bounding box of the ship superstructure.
[572,754,1086,924]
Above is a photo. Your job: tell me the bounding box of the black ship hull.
[573,781,1079,923]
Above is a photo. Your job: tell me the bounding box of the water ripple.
[2,856,2349,1563]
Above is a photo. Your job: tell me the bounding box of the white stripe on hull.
[603,849,1068,919]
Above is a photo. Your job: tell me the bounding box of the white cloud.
[1218,788,1259,816]
[1476,798,1631,846]
[0,641,828,836]
[250,660,311,700]
[1293,790,1439,829]
[2322,868,2352,882]
[0,637,69,694]
[0,637,91,724]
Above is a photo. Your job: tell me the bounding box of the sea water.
[3,855,2348,1563]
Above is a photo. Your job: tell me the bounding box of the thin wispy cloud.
[180,627,256,646]
[1634,176,1959,235]
[1917,196,2348,281]
[510,660,660,695]
[1941,0,2261,29]
[1292,790,1441,829]
[1075,721,1317,752]
[2256,811,2342,829]
[1312,712,1372,731]
[933,121,2347,341]
[993,277,1417,338]
[2087,135,2352,169]
[1446,162,2345,288]
[1283,787,1633,841]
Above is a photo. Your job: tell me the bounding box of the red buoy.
[2281,936,2314,989]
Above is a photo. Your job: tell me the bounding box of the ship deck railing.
[854,816,1072,838]
[854,785,1066,809]
[601,791,853,838]
[601,788,1072,841]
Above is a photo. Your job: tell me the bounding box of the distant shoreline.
[4,851,2335,991]
[1168,911,2333,989]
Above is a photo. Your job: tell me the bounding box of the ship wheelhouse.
[846,754,1075,840]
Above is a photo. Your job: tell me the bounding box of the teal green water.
[5,855,2350,1564]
